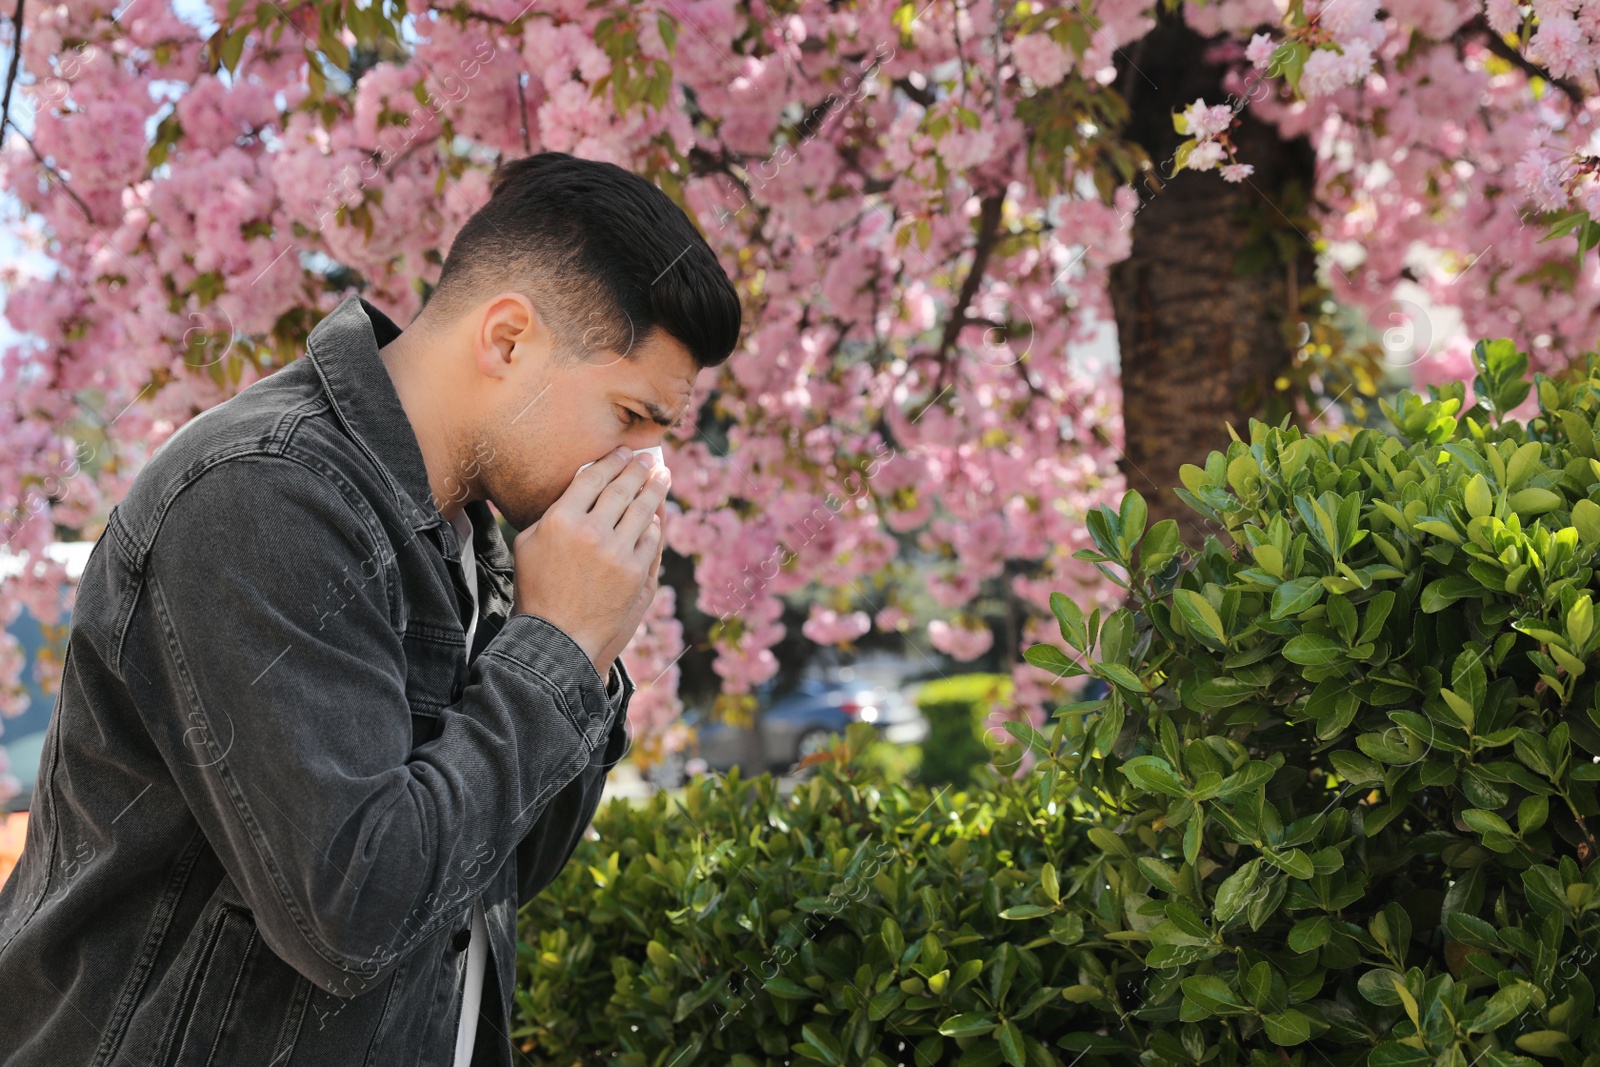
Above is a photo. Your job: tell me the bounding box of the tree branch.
[893,76,935,108]
[1459,14,1584,105]
[932,193,1007,395]
[1,0,23,139]
[5,121,97,225]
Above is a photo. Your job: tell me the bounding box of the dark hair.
[425,151,741,369]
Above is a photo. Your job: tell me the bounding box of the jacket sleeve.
[133,454,616,998]
[514,654,633,909]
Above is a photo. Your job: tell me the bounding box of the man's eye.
[620,408,645,426]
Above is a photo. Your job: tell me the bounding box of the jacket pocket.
[158,903,259,1067]
[401,622,466,715]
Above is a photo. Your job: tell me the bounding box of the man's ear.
[474,292,552,382]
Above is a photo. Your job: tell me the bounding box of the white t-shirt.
[449,508,489,1067]
[446,506,619,1064]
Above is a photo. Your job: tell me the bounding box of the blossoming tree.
[3,0,1599,788]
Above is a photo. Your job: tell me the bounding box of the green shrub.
[915,673,1014,788]
[515,342,1600,1067]
[514,722,1082,1066]
[854,729,922,786]
[1018,340,1600,1067]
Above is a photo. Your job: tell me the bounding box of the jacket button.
[582,689,600,717]
[451,926,471,953]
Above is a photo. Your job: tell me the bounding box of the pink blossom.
[928,619,995,661]
[1515,147,1572,211]
[1314,0,1380,39]
[1187,139,1226,170]
[1183,97,1235,139]
[1012,33,1072,88]
[1486,0,1524,33]
[1299,39,1375,96]
[801,607,872,645]
[1245,32,1277,68]
[1528,13,1585,78]
[1221,162,1255,182]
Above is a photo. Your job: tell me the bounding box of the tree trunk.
[1108,9,1318,548]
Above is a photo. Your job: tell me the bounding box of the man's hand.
[592,488,667,680]
[510,446,670,676]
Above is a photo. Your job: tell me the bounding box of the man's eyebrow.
[640,398,689,430]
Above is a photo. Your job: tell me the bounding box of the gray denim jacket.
[0,293,634,1067]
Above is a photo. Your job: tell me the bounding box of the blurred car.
[648,674,928,788]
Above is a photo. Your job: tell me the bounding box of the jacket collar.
[305,294,441,534]
[302,295,513,582]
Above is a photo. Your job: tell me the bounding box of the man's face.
[481,324,699,531]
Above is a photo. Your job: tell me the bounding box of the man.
[0,151,742,1066]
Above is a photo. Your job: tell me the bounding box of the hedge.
[514,339,1600,1067]
[914,673,1015,788]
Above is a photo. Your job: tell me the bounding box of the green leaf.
[1572,498,1600,544]
[1329,749,1384,786]
[1135,857,1182,895]
[1193,677,1260,709]
[1368,1042,1431,1067]
[1518,795,1549,833]
[1003,720,1054,757]
[882,917,904,959]
[1263,848,1315,879]
[1288,915,1332,952]
[1213,859,1260,923]
[1441,689,1476,732]
[220,24,248,72]
[1568,594,1593,649]
[1453,649,1487,713]
[1023,643,1084,678]
[1120,492,1148,555]
[1097,663,1146,693]
[1261,1009,1311,1046]
[1444,912,1502,951]
[1181,975,1247,1015]
[1215,760,1277,797]
[1050,592,1087,648]
[1282,633,1345,666]
[997,1020,1026,1067]
[800,1023,844,1065]
[1140,520,1182,573]
[1421,575,1481,611]
[764,977,815,1000]
[1173,588,1228,647]
[1241,961,1274,1010]
[1121,756,1189,798]
[656,12,679,52]
[1357,968,1406,1005]
[1462,809,1513,836]
[1515,1031,1571,1057]
[1271,577,1324,619]
[1269,39,1311,91]
[938,1013,998,1037]
[1469,981,1537,1033]
[1464,473,1494,519]
[1509,488,1562,516]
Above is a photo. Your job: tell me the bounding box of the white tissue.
[576,444,665,475]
